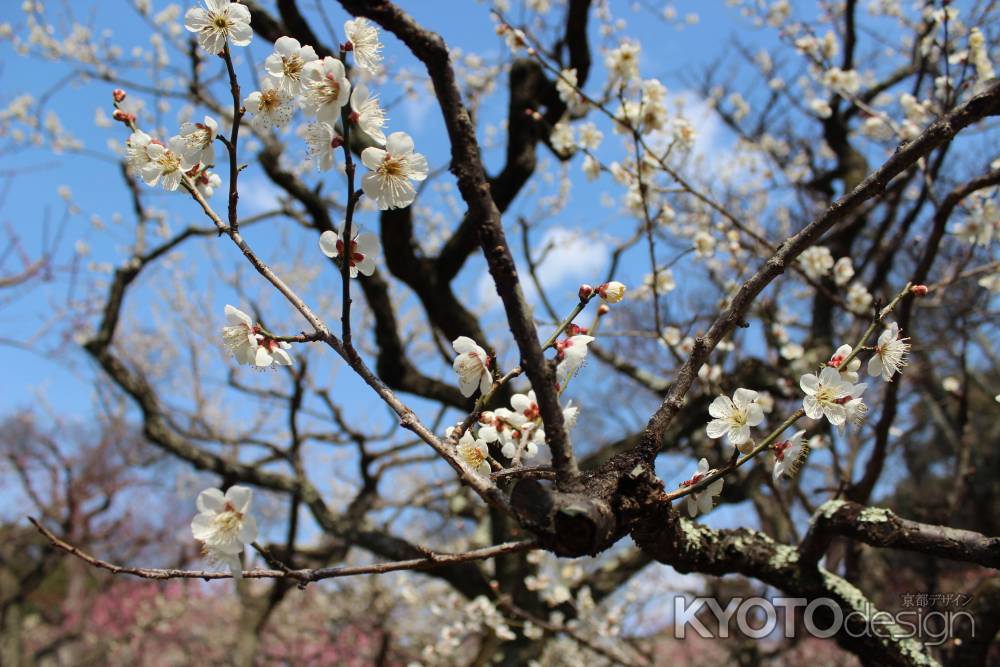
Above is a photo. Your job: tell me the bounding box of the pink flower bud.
[911,284,929,296]
[578,284,593,300]
[597,304,610,316]
[112,89,127,103]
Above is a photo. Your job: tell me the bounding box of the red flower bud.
[597,304,610,316]
[911,284,929,296]
[112,88,127,103]
[578,284,593,300]
[112,109,135,123]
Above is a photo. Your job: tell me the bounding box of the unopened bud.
[566,323,588,336]
[597,304,610,316]
[578,284,593,300]
[342,40,354,52]
[112,88,127,103]
[597,281,626,304]
[112,109,135,124]
[910,284,929,296]
[330,135,344,148]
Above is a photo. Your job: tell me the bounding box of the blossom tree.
[2,0,1000,665]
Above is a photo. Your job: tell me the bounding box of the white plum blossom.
[868,322,910,381]
[799,246,834,279]
[140,135,196,191]
[840,382,868,430]
[555,68,581,107]
[184,0,252,54]
[344,17,383,74]
[680,458,723,518]
[978,273,1000,293]
[190,485,258,577]
[846,282,873,313]
[319,227,380,277]
[304,122,341,171]
[780,342,804,360]
[125,130,155,172]
[301,56,351,124]
[264,36,318,96]
[772,429,806,482]
[605,41,640,82]
[221,304,258,365]
[457,430,491,476]
[452,336,492,397]
[693,231,715,257]
[582,155,601,181]
[706,388,765,451]
[360,131,429,210]
[833,256,854,286]
[800,366,855,426]
[555,334,594,385]
[349,84,386,145]
[178,115,218,166]
[550,122,575,154]
[243,76,295,131]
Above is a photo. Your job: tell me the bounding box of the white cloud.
[476,226,607,310]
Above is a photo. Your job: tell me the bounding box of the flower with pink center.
[772,429,806,482]
[555,334,595,385]
[680,458,724,517]
[827,344,861,382]
[264,36,318,96]
[301,56,351,124]
[319,228,380,277]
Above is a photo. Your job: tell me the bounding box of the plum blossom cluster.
[687,301,913,515]
[221,304,293,369]
[132,4,427,217]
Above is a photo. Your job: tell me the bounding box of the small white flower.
[833,256,854,286]
[706,388,764,452]
[800,366,854,426]
[301,56,351,124]
[178,115,218,166]
[605,41,640,82]
[799,246,834,280]
[140,135,196,191]
[126,130,156,172]
[868,322,910,381]
[846,282,873,313]
[457,430,491,476]
[556,68,580,106]
[360,131,429,210]
[772,429,806,482]
[191,485,258,577]
[452,336,492,397]
[319,227,380,277]
[184,0,252,55]
[243,76,295,131]
[304,122,342,171]
[978,273,1000,293]
[780,342,804,360]
[693,231,715,257]
[221,304,258,365]
[344,17,383,74]
[681,458,723,518]
[839,382,868,431]
[264,36,318,96]
[555,334,594,385]
[942,376,961,393]
[348,84,386,145]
